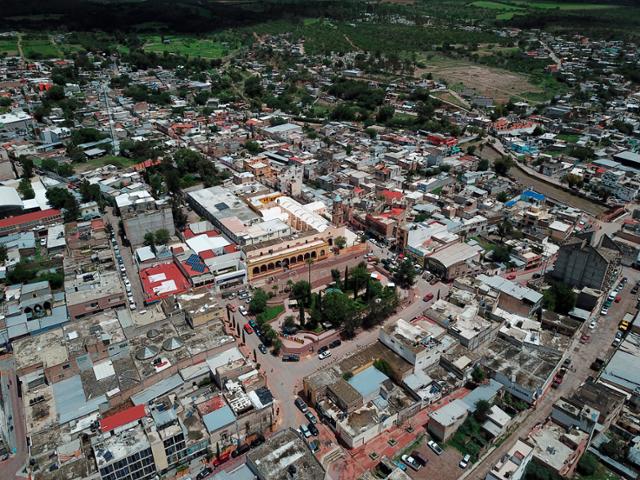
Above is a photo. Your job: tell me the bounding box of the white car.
[589,321,597,330]
[428,440,444,455]
[459,454,471,469]
[318,350,331,360]
[601,308,609,316]
[129,302,137,310]
[239,306,248,316]
[401,454,421,471]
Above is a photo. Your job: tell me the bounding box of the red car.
[228,304,237,312]
[615,295,621,303]
[423,293,434,302]
[243,324,253,334]
[506,273,516,280]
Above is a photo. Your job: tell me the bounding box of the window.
[62,364,70,370]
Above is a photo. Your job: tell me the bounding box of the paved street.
[0,356,28,480]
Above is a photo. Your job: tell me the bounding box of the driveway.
[404,442,463,480]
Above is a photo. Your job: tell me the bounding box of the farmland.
[142,35,238,59]
[0,37,19,56]
[22,36,60,59]
[417,55,544,104]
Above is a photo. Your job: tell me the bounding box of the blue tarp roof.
[53,375,106,425]
[348,365,389,399]
[203,405,236,433]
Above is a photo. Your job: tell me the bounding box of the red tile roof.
[99,404,146,433]
[0,208,61,229]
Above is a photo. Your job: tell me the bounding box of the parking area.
[402,441,464,480]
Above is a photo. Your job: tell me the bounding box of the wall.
[124,208,175,246]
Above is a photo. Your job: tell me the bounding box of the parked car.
[305,411,318,424]
[196,467,213,480]
[295,398,308,413]
[580,334,591,344]
[589,321,597,330]
[307,422,319,436]
[299,424,311,438]
[615,295,622,303]
[282,354,300,362]
[612,337,621,347]
[600,308,609,316]
[231,444,250,458]
[392,459,407,472]
[411,451,428,467]
[401,454,421,471]
[328,339,342,349]
[423,292,434,302]
[317,345,328,354]
[428,440,444,455]
[250,435,265,448]
[506,273,516,280]
[318,350,331,360]
[308,439,320,453]
[459,454,471,469]
[239,306,248,316]
[243,324,253,334]
[258,344,267,354]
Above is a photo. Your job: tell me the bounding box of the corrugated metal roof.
[348,365,388,399]
[131,374,183,405]
[202,404,235,433]
[53,375,106,425]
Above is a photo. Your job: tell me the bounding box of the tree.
[376,105,395,123]
[467,145,476,155]
[543,281,576,315]
[18,178,35,199]
[249,288,268,315]
[393,259,417,289]
[154,229,170,245]
[349,262,370,300]
[474,400,492,421]
[496,191,509,203]
[0,245,7,262]
[331,268,341,287]
[335,236,347,249]
[477,158,489,171]
[291,281,311,309]
[497,219,513,241]
[322,290,357,330]
[471,365,486,384]
[46,187,79,222]
[577,453,598,476]
[492,245,512,263]
[143,232,156,250]
[493,156,513,176]
[20,156,34,179]
[244,140,261,154]
[562,173,583,189]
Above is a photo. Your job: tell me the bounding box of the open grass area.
[0,37,19,56]
[77,155,136,172]
[511,0,621,10]
[142,35,235,59]
[258,305,285,323]
[557,133,580,143]
[23,36,60,59]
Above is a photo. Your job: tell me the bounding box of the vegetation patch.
[23,36,60,59]
[0,37,19,56]
[142,35,237,59]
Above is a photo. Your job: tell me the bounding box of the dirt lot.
[417,57,541,103]
[403,441,464,480]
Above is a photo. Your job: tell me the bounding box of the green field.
[0,37,19,56]
[142,35,233,59]
[23,36,60,59]
[471,0,620,19]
